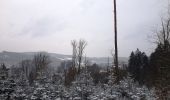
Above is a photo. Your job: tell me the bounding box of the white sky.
[0,0,168,57]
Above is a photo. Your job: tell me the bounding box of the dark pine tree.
[128,51,135,74]
[128,48,149,85]
[149,42,170,99]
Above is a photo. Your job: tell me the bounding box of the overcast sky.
[0,0,168,57]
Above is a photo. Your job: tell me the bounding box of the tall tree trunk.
[113,0,119,82]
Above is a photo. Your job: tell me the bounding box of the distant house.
[0,63,9,80]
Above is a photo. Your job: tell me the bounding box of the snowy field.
[0,74,157,100]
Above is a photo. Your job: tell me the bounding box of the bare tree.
[33,52,51,77]
[70,39,87,74]
[20,59,32,80]
[156,17,170,49]
[71,40,77,68]
[77,39,87,73]
[19,59,36,85]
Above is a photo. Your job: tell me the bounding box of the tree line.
[10,52,51,85]
[128,14,170,99]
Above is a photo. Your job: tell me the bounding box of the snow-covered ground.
[0,73,158,100]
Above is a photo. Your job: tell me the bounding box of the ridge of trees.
[128,14,170,99]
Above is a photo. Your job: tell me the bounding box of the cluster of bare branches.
[71,39,87,73]
[20,59,32,80]
[19,52,51,85]
[33,52,51,73]
[71,40,77,69]
[156,17,170,47]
